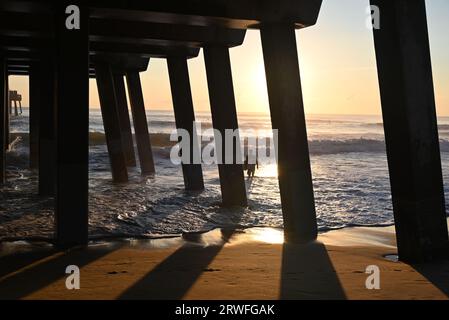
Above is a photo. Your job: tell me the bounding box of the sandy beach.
[0,222,448,300]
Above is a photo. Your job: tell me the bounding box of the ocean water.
[2,109,449,241]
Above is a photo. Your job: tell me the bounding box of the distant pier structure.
[9,90,23,116]
[0,0,448,262]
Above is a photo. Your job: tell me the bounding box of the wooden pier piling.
[0,55,6,184]
[204,46,247,207]
[54,2,89,247]
[29,62,40,169]
[113,73,136,167]
[261,23,318,243]
[167,56,204,191]
[95,61,129,183]
[38,57,56,196]
[371,0,449,262]
[126,71,156,176]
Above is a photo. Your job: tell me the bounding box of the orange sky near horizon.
[7,0,449,116]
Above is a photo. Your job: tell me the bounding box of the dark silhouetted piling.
[167,56,204,191]
[54,2,89,247]
[260,23,318,243]
[126,71,155,175]
[38,57,56,196]
[95,62,129,183]
[4,76,9,151]
[0,56,5,184]
[203,46,247,207]
[13,95,19,116]
[370,0,449,262]
[113,73,136,167]
[29,62,40,169]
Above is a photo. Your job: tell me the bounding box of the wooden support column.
[167,57,204,191]
[126,71,155,175]
[370,0,448,262]
[54,2,89,247]
[260,24,317,243]
[38,58,56,196]
[29,62,40,169]
[0,56,5,184]
[4,75,9,151]
[14,100,18,116]
[113,73,136,167]
[95,62,128,182]
[203,46,247,207]
[8,91,11,115]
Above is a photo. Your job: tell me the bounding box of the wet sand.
[0,224,448,300]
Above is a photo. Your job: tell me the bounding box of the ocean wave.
[10,131,449,155]
[353,122,449,131]
[438,124,449,131]
[309,139,386,155]
[127,134,388,155]
[89,133,389,155]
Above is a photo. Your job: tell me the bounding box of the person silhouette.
[245,153,258,178]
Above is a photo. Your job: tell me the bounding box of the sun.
[242,62,270,113]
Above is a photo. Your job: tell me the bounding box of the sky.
[8,0,449,116]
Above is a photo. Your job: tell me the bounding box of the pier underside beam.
[167,56,204,191]
[95,61,129,183]
[370,0,449,262]
[54,2,89,247]
[1,36,200,61]
[203,46,247,207]
[88,0,324,29]
[0,0,323,30]
[126,71,155,175]
[260,23,317,243]
[113,73,136,167]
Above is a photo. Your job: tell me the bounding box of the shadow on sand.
[0,244,120,299]
[3,234,449,300]
[280,241,346,300]
[0,231,348,300]
[119,229,235,300]
[0,248,57,279]
[119,234,347,300]
[413,260,449,298]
